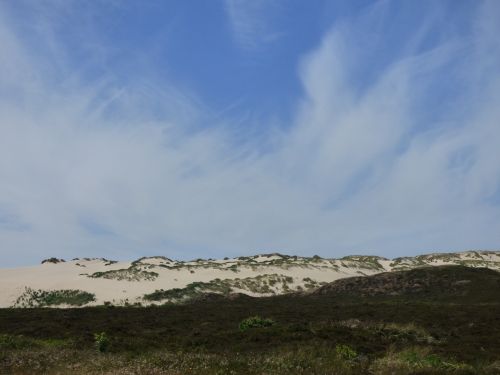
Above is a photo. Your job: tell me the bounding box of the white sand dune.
[1,251,499,307]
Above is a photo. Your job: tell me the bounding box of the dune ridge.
[1,250,499,307]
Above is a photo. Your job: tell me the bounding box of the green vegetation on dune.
[143,274,299,302]
[340,255,387,270]
[390,251,500,271]
[41,257,65,264]
[78,251,500,284]
[144,281,232,302]
[12,288,95,307]
[89,267,159,281]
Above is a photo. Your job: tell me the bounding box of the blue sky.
[0,0,499,267]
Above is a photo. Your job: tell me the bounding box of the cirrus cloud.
[0,1,499,266]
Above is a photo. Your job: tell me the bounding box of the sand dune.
[1,251,499,307]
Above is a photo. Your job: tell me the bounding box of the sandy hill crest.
[0,250,498,308]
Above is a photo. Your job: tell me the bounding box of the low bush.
[335,344,358,360]
[13,288,95,307]
[94,332,109,353]
[239,316,275,331]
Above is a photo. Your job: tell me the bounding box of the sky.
[0,0,499,267]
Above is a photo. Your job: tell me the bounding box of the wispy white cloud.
[0,1,499,266]
[224,0,284,51]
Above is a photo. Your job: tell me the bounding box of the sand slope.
[0,251,499,307]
